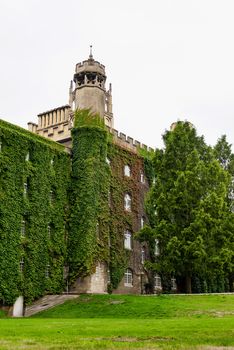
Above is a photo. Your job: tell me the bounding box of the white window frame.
[154,273,162,290]
[140,172,145,183]
[155,239,160,256]
[25,152,30,161]
[124,193,131,211]
[124,165,131,177]
[124,230,132,250]
[124,268,133,287]
[23,182,28,197]
[140,216,145,229]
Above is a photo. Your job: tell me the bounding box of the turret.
[71,46,114,128]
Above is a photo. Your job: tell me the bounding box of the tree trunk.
[185,275,192,294]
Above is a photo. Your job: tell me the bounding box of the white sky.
[1,0,234,149]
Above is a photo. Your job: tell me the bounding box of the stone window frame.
[155,239,160,256]
[124,268,133,287]
[154,273,162,290]
[124,193,132,212]
[124,230,132,250]
[124,164,131,177]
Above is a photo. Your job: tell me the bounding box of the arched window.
[124,230,132,250]
[124,268,133,286]
[124,193,131,211]
[140,171,145,183]
[154,273,162,290]
[124,165,131,177]
[155,239,160,256]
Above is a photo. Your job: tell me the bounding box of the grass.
[0,294,233,349]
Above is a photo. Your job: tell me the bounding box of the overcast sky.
[1,0,234,149]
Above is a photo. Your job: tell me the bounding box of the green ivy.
[68,110,110,282]
[0,119,70,304]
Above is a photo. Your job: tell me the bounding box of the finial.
[89,45,93,59]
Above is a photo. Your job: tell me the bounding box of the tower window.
[154,274,162,289]
[155,239,160,256]
[124,230,132,250]
[124,165,131,177]
[124,268,133,287]
[124,193,131,211]
[140,172,145,183]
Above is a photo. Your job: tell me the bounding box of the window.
[45,264,50,278]
[25,152,30,161]
[106,157,110,165]
[124,165,131,177]
[124,193,131,211]
[107,269,111,284]
[141,247,145,264]
[140,172,145,183]
[49,190,55,204]
[154,274,162,289]
[124,268,133,286]
[171,278,177,291]
[140,216,145,229]
[48,225,51,239]
[23,181,28,198]
[19,258,24,274]
[124,230,132,250]
[96,222,100,239]
[21,220,26,237]
[155,239,160,256]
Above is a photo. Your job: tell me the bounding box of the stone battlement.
[107,126,154,154]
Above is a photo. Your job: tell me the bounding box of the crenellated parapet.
[106,126,154,154]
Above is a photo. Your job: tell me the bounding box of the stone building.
[0,49,159,309]
[29,50,154,295]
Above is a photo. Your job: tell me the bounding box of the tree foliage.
[138,122,234,293]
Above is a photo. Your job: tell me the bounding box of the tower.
[70,46,114,128]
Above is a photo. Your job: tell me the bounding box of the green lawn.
[0,294,233,349]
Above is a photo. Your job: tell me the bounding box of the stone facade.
[27,50,152,295]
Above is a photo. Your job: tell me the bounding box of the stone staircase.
[25,294,78,317]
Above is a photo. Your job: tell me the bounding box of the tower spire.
[89,45,93,59]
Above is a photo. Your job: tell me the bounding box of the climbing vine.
[68,110,110,282]
[0,119,70,304]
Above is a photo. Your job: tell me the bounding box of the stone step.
[25,294,79,317]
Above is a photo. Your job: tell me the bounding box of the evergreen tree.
[138,122,233,293]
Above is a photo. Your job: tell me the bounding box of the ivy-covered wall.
[108,144,149,292]
[68,110,149,294]
[0,120,70,305]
